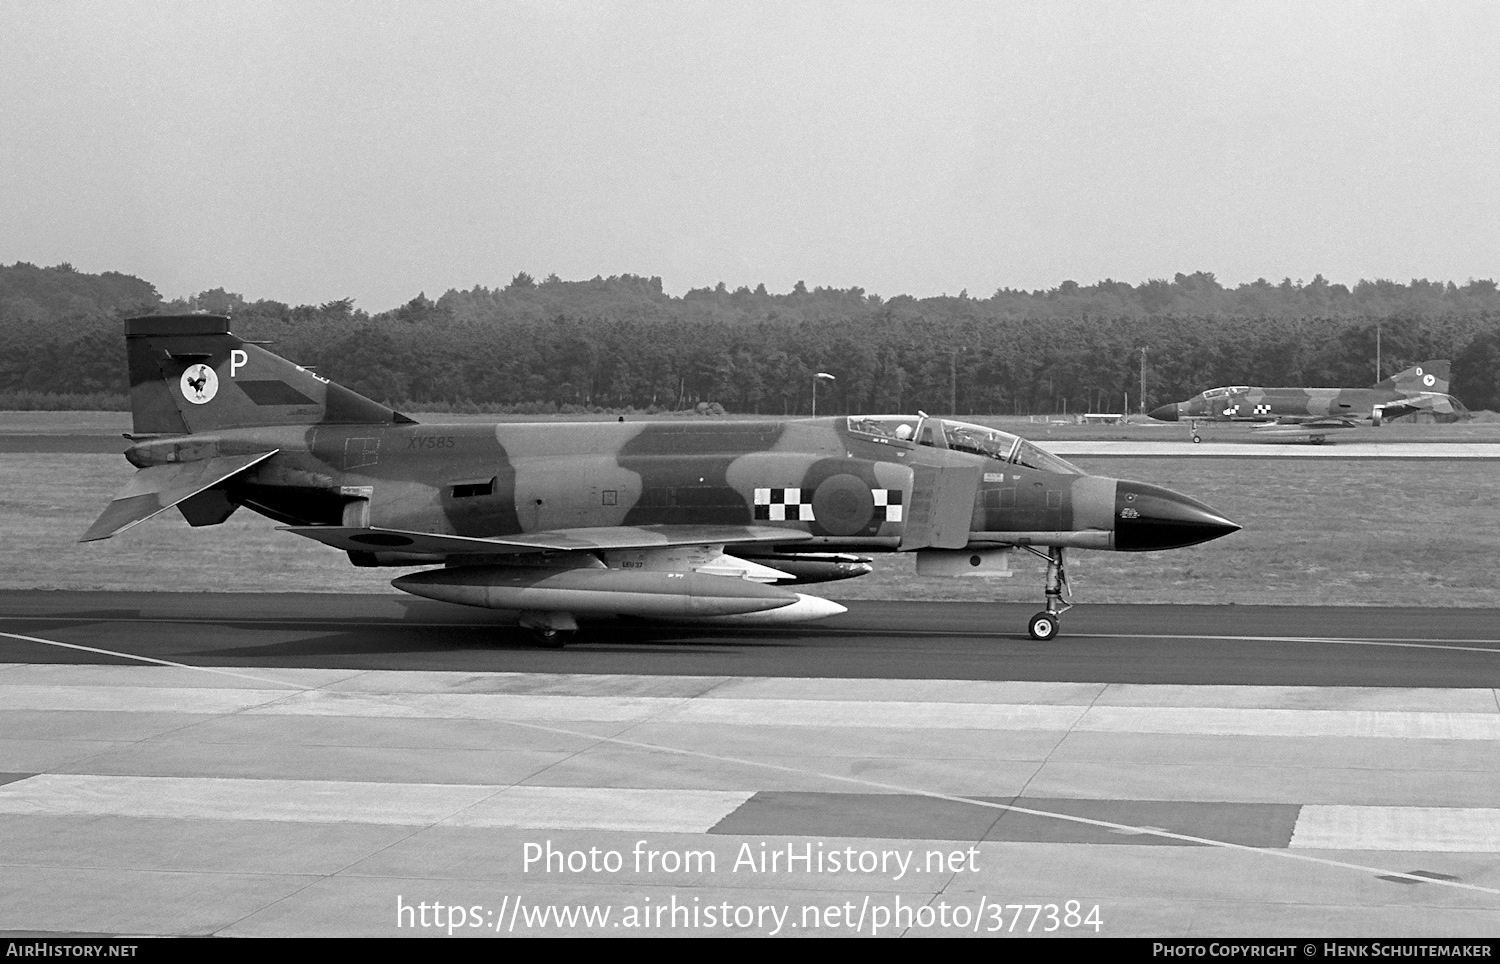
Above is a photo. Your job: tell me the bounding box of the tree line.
[5,261,1500,413]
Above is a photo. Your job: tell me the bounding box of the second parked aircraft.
[1149,361,1467,441]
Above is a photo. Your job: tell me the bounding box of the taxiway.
[1,592,1498,937]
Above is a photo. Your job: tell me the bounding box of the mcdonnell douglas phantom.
[83,315,1239,644]
[1149,361,1468,441]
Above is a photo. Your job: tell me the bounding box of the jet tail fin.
[1375,360,1450,394]
[124,314,416,436]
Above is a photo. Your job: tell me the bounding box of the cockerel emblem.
[180,364,218,404]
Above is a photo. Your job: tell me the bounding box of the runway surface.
[1049,441,1500,458]
[2,592,1498,938]
[3,591,1500,686]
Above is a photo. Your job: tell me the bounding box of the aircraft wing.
[1265,416,1361,428]
[80,450,280,542]
[280,523,814,556]
[1248,422,1356,443]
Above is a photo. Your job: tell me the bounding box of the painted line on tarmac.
[514,716,1500,896]
[1074,632,1500,656]
[2,615,497,629]
[10,614,1500,652]
[0,630,306,689]
[1,635,1494,897]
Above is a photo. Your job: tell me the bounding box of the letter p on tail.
[124,314,414,436]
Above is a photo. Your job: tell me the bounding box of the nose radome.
[1114,480,1239,551]
[1148,403,1180,421]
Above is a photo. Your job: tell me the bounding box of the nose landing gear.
[1019,545,1072,640]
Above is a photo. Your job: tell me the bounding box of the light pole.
[812,372,835,416]
[948,348,966,414]
[1139,348,1147,415]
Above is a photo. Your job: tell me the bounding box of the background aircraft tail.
[124,314,414,435]
[1376,360,1449,394]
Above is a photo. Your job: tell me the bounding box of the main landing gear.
[530,626,576,648]
[1019,545,1072,641]
[520,610,578,648]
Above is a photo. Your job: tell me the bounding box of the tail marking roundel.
[180,365,218,405]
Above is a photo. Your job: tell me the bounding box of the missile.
[391,565,841,620]
[732,552,874,584]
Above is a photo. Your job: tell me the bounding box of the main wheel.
[530,627,576,649]
[1027,612,1059,641]
[1191,434,1202,444]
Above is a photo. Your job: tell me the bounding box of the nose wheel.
[1027,611,1059,641]
[1020,545,1072,640]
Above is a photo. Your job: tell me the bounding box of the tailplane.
[125,314,415,435]
[1376,360,1449,394]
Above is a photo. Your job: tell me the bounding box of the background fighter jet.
[1149,361,1468,441]
[83,315,1238,643]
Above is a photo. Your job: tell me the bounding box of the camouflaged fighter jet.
[1149,361,1468,442]
[82,315,1239,643]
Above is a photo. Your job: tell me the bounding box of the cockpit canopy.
[846,415,1083,475]
[1200,386,1249,399]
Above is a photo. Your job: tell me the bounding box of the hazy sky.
[3,1,1497,311]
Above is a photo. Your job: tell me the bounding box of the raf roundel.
[810,474,875,535]
[180,364,219,404]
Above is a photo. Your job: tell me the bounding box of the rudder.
[125,314,415,435]
[1376,360,1449,394]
